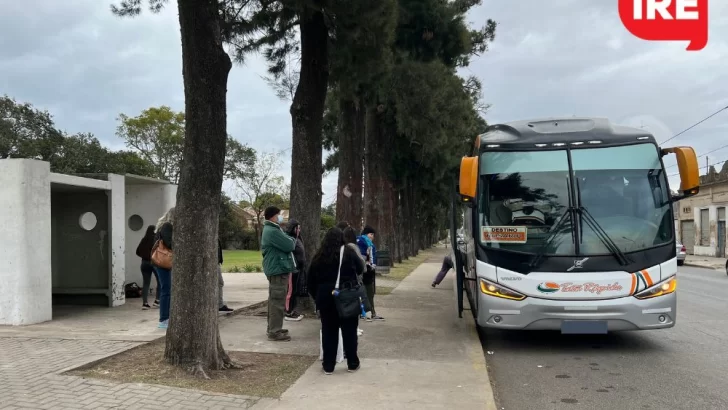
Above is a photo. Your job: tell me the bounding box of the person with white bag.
[308,227,365,375]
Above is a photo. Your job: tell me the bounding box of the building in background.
[0,159,177,325]
[674,165,728,258]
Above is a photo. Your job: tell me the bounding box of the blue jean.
[155,266,172,322]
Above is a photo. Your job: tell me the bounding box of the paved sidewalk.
[0,272,269,341]
[0,337,263,409]
[219,253,496,410]
[684,255,726,271]
[0,254,495,409]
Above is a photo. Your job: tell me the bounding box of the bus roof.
[476,117,656,152]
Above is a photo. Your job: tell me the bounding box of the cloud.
[469,0,728,189]
[1,0,726,205]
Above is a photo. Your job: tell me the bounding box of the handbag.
[333,246,371,319]
[151,239,173,270]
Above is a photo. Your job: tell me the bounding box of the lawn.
[386,247,440,281]
[222,249,263,272]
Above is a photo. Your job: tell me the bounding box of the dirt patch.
[376,286,395,295]
[237,299,318,320]
[235,300,269,317]
[65,338,315,398]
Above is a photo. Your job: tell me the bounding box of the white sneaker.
[357,328,364,336]
[284,313,304,321]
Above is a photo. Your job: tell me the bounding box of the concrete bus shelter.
[0,159,177,325]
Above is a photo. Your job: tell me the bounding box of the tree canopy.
[0,95,155,176]
[116,105,256,183]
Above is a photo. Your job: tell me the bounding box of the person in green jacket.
[261,206,297,341]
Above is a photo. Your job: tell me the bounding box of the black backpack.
[124,282,143,298]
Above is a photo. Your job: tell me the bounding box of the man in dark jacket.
[261,206,296,341]
[218,239,233,312]
[284,219,306,321]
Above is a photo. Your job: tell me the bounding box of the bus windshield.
[478,143,673,256]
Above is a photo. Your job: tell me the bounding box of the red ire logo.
[618,0,708,50]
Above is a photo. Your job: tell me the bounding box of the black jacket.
[218,239,223,265]
[307,246,364,310]
[156,223,173,250]
[136,229,156,261]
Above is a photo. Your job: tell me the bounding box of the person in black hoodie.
[136,225,160,310]
[308,227,364,375]
[284,219,306,321]
[218,239,233,312]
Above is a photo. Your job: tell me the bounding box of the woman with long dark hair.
[308,227,364,374]
[135,225,160,309]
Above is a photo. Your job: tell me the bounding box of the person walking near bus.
[357,225,384,321]
[431,255,454,288]
[261,206,297,341]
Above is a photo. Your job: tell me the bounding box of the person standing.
[261,206,297,341]
[135,225,160,310]
[218,238,233,312]
[357,225,385,321]
[308,227,364,374]
[284,219,306,321]
[431,255,454,288]
[153,207,175,329]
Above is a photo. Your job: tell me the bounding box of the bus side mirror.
[661,146,700,201]
[459,156,478,207]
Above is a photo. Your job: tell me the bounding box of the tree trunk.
[409,185,419,257]
[364,105,395,255]
[392,184,402,264]
[165,0,235,377]
[336,98,365,229]
[399,185,410,260]
[289,9,330,259]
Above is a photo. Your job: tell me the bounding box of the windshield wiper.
[529,206,576,269]
[575,179,632,266]
[576,206,631,266]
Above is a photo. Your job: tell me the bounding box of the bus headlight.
[480,279,526,301]
[634,276,677,300]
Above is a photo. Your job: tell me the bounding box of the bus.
[450,117,700,334]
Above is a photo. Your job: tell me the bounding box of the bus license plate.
[561,320,608,334]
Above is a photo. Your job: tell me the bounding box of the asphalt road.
[480,265,728,410]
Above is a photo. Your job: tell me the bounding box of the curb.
[465,318,498,410]
[683,262,724,271]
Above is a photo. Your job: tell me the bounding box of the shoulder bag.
[334,246,371,318]
[151,239,173,270]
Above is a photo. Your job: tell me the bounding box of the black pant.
[140,260,159,305]
[320,306,360,372]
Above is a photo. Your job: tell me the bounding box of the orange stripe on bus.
[641,270,654,287]
[630,274,637,295]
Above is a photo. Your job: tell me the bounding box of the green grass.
[386,247,439,282]
[222,249,263,272]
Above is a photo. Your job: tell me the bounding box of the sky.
[1,0,727,204]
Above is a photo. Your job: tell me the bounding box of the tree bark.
[289,9,330,259]
[409,184,419,257]
[392,184,402,264]
[165,0,235,377]
[364,105,395,256]
[336,97,365,229]
[399,185,410,260]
